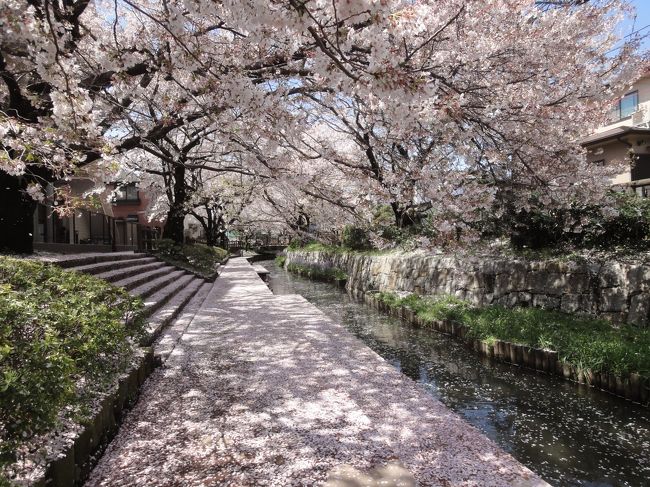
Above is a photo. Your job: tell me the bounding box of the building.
[581,74,650,195]
[33,177,163,253]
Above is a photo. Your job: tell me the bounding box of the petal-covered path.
[86,258,549,487]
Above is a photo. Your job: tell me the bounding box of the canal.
[261,260,650,487]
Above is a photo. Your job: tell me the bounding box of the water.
[261,260,650,487]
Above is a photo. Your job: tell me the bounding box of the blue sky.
[623,0,650,53]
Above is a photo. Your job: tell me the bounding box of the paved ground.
[86,258,549,486]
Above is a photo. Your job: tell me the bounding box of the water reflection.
[262,260,650,487]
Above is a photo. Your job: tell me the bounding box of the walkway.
[86,258,548,486]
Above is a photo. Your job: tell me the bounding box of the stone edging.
[360,291,650,407]
[32,348,156,486]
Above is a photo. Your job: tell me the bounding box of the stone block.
[494,271,528,296]
[627,266,650,290]
[479,292,495,306]
[598,312,627,324]
[560,294,591,314]
[529,272,563,294]
[544,260,571,274]
[565,273,591,294]
[430,269,451,287]
[455,271,482,290]
[479,259,507,275]
[531,294,560,310]
[497,292,532,308]
[454,289,467,300]
[627,293,650,326]
[599,287,627,313]
[598,263,625,288]
[462,290,482,305]
[480,273,496,294]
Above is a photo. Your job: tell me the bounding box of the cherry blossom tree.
[284,0,642,244]
[0,0,643,252]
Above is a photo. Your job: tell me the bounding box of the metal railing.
[617,177,650,198]
[221,235,290,251]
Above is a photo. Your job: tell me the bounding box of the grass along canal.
[261,260,650,487]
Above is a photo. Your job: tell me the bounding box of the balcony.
[631,102,650,127]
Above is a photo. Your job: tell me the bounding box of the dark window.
[126,214,139,222]
[631,154,650,181]
[114,183,139,202]
[618,91,638,119]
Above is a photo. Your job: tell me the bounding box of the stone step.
[142,278,209,347]
[153,282,213,361]
[111,265,179,291]
[70,257,158,276]
[140,273,196,318]
[93,261,168,284]
[130,269,188,300]
[52,251,147,269]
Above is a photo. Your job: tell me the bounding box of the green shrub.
[275,255,287,267]
[505,192,650,250]
[154,237,177,255]
[153,239,227,276]
[183,243,227,270]
[287,238,308,250]
[341,225,373,250]
[0,257,143,466]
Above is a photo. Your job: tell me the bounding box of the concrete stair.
[57,251,212,348]
[50,251,151,269]
[96,261,168,284]
[68,257,159,276]
[111,265,179,291]
[153,281,213,363]
[144,278,208,349]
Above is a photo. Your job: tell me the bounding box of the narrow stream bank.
[261,260,650,487]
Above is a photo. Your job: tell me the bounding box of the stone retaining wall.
[285,250,650,327]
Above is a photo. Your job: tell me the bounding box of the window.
[618,91,639,119]
[114,183,139,202]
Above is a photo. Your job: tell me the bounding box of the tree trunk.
[0,171,36,254]
[390,202,404,228]
[192,206,222,247]
[390,202,419,228]
[163,205,186,244]
[205,231,217,247]
[163,165,186,244]
[205,206,216,246]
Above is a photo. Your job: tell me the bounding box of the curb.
[31,348,157,486]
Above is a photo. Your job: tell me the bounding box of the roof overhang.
[580,126,650,147]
